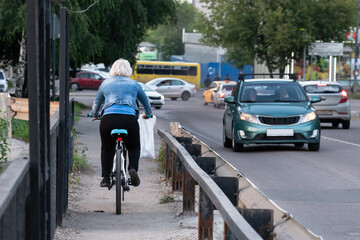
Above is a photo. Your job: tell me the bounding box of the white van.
[0,70,8,92]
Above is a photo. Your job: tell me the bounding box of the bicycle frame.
[109,138,129,192]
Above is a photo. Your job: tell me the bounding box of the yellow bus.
[132,61,201,87]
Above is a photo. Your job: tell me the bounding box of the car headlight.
[239,112,258,124]
[161,95,164,100]
[300,111,317,123]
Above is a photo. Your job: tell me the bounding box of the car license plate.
[266,129,294,136]
[316,110,332,115]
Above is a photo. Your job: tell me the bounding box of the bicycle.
[110,128,130,215]
[87,114,131,214]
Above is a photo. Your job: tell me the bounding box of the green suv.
[223,78,322,152]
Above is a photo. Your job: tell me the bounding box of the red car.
[70,70,109,91]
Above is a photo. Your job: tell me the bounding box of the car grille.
[254,133,305,141]
[149,96,161,100]
[258,116,300,125]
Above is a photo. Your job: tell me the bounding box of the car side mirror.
[311,96,322,103]
[224,96,235,104]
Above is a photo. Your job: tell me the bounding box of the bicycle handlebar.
[85,113,153,120]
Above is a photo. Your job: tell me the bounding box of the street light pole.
[303,46,306,81]
[300,28,309,81]
[354,0,359,93]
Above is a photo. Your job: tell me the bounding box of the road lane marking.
[322,136,360,148]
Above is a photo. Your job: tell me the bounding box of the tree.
[56,0,176,69]
[145,1,200,60]
[0,0,176,96]
[198,0,355,75]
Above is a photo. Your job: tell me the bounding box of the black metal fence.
[0,2,73,240]
[0,103,73,240]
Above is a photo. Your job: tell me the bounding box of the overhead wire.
[58,0,100,14]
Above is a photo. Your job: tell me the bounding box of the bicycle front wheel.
[115,149,122,214]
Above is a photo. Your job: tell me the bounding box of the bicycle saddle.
[111,129,128,137]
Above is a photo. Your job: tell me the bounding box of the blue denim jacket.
[91,75,152,116]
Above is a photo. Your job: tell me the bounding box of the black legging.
[99,114,140,177]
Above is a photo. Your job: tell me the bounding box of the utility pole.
[300,28,309,81]
[354,0,359,93]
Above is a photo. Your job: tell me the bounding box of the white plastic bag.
[138,115,156,159]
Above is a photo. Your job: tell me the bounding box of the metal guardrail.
[158,128,262,239]
[158,123,322,240]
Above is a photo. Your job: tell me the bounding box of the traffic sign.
[308,42,344,56]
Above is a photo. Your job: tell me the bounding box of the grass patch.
[7,80,14,89]
[157,141,166,173]
[11,118,29,142]
[0,116,10,172]
[159,194,175,204]
[349,93,360,99]
[10,101,85,141]
[74,101,87,123]
[72,146,91,173]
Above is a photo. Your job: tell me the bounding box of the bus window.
[172,66,189,75]
[137,64,153,74]
[188,66,197,76]
[154,65,171,75]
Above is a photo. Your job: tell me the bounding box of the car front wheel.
[232,127,244,152]
[203,96,208,105]
[171,97,178,101]
[70,83,79,91]
[223,124,231,148]
[308,142,320,151]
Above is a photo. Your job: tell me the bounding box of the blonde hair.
[109,58,133,77]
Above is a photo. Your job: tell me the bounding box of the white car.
[213,82,236,108]
[0,69,9,92]
[300,81,351,129]
[145,78,196,101]
[139,83,164,109]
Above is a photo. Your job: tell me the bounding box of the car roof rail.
[238,73,297,81]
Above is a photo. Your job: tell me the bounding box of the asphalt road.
[72,89,360,240]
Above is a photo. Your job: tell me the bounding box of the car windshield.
[96,71,109,79]
[240,82,308,103]
[303,84,341,93]
[140,83,155,91]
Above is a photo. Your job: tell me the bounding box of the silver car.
[300,81,351,129]
[145,78,196,101]
[139,83,164,109]
[213,82,236,108]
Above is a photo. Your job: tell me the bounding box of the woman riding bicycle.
[91,58,152,188]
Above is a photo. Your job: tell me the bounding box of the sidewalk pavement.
[53,110,225,240]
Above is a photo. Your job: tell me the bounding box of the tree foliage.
[0,0,25,67]
[57,0,176,68]
[0,0,176,70]
[145,1,200,60]
[198,0,355,74]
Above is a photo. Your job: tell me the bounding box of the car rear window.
[222,85,235,90]
[303,84,342,93]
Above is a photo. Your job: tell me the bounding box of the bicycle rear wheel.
[115,149,122,214]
